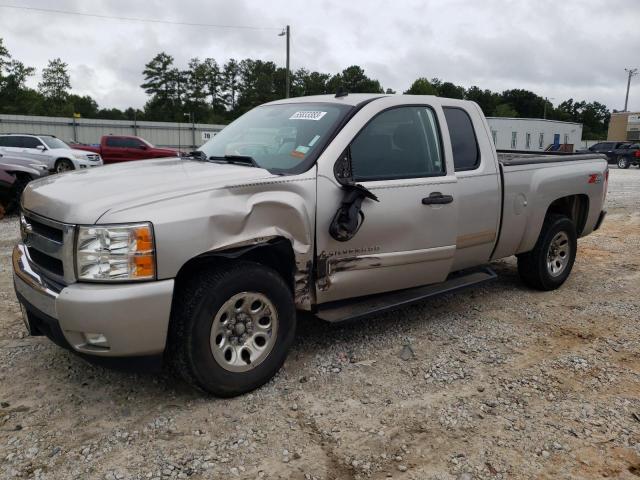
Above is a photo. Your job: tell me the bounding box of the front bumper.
[13,244,174,357]
[73,158,103,169]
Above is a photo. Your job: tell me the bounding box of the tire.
[617,156,630,169]
[517,214,577,291]
[55,159,74,173]
[6,173,31,213]
[167,261,296,397]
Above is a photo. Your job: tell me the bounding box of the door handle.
[422,192,453,205]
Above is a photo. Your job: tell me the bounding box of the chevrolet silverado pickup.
[13,94,608,397]
[74,135,179,164]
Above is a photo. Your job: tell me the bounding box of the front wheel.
[167,261,296,397]
[517,214,577,291]
[55,159,74,173]
[617,156,630,169]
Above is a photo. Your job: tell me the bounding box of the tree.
[203,58,223,112]
[494,103,518,117]
[141,52,175,101]
[38,58,71,101]
[292,68,329,96]
[437,81,465,99]
[222,59,241,111]
[500,89,545,118]
[69,94,98,117]
[404,77,437,95]
[326,66,384,94]
[465,86,500,115]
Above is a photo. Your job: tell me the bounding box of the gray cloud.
[1,0,638,111]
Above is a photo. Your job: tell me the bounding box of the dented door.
[315,98,459,303]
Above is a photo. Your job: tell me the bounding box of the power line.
[0,4,281,31]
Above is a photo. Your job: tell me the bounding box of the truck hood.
[22,157,277,224]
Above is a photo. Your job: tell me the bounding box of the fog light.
[84,333,109,347]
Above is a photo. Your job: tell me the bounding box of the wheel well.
[174,237,297,293]
[546,194,589,236]
[55,158,72,165]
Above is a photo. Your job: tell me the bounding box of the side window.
[105,137,123,147]
[350,106,443,181]
[125,138,144,148]
[0,136,10,147]
[21,137,43,148]
[443,107,480,171]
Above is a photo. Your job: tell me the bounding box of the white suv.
[0,134,103,173]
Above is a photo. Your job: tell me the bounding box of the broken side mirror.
[330,148,379,242]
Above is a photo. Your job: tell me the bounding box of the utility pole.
[279,25,291,98]
[624,68,638,112]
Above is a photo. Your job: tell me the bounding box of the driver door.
[315,99,459,303]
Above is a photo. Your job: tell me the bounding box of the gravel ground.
[0,168,639,480]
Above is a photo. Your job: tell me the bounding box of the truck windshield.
[41,137,70,149]
[197,102,352,173]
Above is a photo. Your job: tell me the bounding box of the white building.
[486,117,583,152]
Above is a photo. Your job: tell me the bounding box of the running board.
[315,267,497,323]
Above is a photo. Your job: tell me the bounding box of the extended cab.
[13,94,608,397]
[74,135,179,164]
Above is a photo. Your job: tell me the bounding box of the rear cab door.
[19,136,50,164]
[0,135,26,156]
[101,137,126,163]
[439,100,501,270]
[315,96,459,303]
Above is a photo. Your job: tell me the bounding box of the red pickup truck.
[74,135,179,164]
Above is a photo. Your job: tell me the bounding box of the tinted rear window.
[443,107,480,171]
[0,136,21,147]
[21,137,43,148]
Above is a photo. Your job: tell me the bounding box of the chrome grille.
[20,211,76,285]
[86,154,100,161]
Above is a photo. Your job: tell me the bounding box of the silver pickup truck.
[13,94,608,396]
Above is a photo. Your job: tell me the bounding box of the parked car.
[73,135,179,164]
[14,94,608,397]
[0,151,49,211]
[0,166,16,213]
[0,134,103,173]
[578,141,631,163]
[612,143,640,169]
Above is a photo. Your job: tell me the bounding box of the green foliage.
[404,78,437,95]
[0,37,613,138]
[494,103,519,117]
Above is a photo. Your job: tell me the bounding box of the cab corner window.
[350,106,444,181]
[443,107,480,171]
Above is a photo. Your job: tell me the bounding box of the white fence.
[0,114,225,149]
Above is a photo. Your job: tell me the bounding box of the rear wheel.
[167,261,296,397]
[617,156,630,169]
[55,159,74,173]
[517,214,577,291]
[6,173,31,213]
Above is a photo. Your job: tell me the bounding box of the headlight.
[73,153,88,160]
[76,223,156,282]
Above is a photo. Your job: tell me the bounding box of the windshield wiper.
[208,155,259,167]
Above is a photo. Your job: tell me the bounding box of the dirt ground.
[0,168,639,480]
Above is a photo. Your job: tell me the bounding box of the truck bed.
[491,151,608,262]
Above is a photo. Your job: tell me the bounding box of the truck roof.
[266,93,391,107]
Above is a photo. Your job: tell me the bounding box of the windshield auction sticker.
[289,111,327,121]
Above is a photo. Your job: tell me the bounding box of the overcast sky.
[1,0,638,112]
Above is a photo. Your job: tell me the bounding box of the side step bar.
[315,267,497,323]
